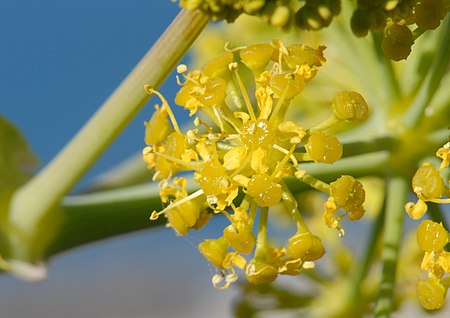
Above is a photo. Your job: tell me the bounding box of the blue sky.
[0,2,236,317]
[0,0,187,183]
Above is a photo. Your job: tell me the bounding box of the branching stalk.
[7,9,210,261]
[374,175,408,318]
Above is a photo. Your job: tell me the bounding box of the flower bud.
[246,257,278,284]
[288,232,326,261]
[417,220,448,252]
[306,132,343,164]
[198,237,229,268]
[332,91,369,121]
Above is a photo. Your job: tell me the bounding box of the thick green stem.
[7,9,210,260]
[402,16,450,129]
[374,175,408,318]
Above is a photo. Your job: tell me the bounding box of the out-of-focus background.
[0,1,236,317]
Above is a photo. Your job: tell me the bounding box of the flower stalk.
[6,9,210,262]
[374,175,408,318]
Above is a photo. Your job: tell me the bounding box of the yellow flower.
[143,40,369,288]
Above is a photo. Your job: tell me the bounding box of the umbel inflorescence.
[405,142,450,310]
[142,40,369,289]
[179,0,449,61]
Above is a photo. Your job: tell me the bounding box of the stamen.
[302,261,315,270]
[213,106,225,133]
[248,199,258,227]
[212,272,231,290]
[151,189,205,219]
[176,64,188,73]
[269,78,292,125]
[272,144,299,166]
[230,152,252,177]
[229,62,257,121]
[145,86,181,133]
[224,41,247,52]
[221,210,233,223]
[301,174,332,194]
[271,144,296,179]
[153,151,200,170]
[308,114,342,133]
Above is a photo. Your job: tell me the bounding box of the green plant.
[1,1,449,317]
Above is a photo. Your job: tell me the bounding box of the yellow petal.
[223,147,247,171]
[251,147,269,174]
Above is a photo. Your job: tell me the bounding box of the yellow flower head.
[143,40,369,288]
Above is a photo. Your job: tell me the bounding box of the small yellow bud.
[416,278,447,310]
[417,220,448,252]
[413,163,445,199]
[246,174,282,207]
[224,222,256,254]
[306,132,343,164]
[405,199,428,220]
[246,258,278,284]
[288,232,326,261]
[165,199,202,236]
[202,52,234,78]
[240,44,274,72]
[144,106,174,145]
[330,175,366,219]
[198,237,229,269]
[332,91,369,121]
[223,147,247,171]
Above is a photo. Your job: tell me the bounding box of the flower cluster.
[405,142,450,220]
[179,0,449,61]
[351,0,448,60]
[415,220,450,310]
[179,0,341,29]
[405,142,450,309]
[143,40,369,289]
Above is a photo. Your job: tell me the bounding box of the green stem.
[340,136,398,158]
[255,206,269,258]
[308,114,342,133]
[30,151,388,259]
[402,16,450,129]
[300,174,331,194]
[280,181,308,231]
[374,175,408,318]
[286,151,390,194]
[44,174,198,257]
[348,198,386,303]
[7,9,210,261]
[371,32,402,102]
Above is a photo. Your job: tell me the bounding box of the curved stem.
[374,175,408,318]
[7,9,210,261]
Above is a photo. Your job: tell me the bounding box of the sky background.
[0,1,237,317]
